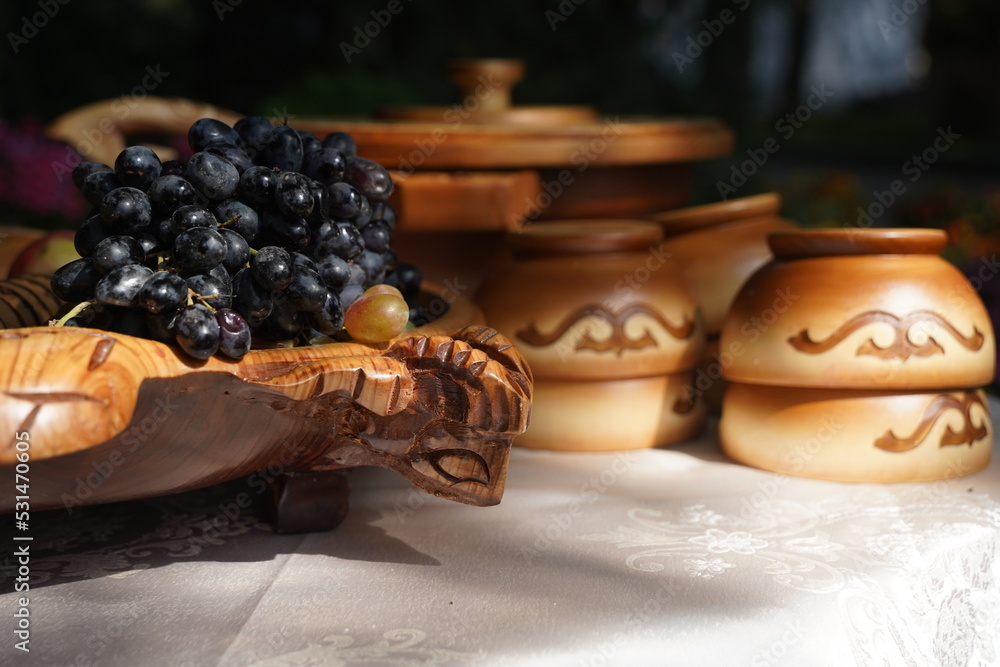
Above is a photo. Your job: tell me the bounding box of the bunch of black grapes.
[50,117,424,360]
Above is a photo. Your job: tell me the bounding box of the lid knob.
[445,59,524,113]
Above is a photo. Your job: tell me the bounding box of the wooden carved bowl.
[476,220,706,451]
[721,229,995,389]
[647,192,799,414]
[718,228,996,482]
[648,192,798,336]
[0,285,533,532]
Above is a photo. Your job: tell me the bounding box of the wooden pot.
[476,220,705,450]
[718,228,996,482]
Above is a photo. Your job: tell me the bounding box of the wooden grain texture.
[388,169,541,232]
[0,323,532,513]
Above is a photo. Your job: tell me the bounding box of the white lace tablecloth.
[4,397,1000,666]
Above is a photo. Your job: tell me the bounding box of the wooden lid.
[295,59,733,169]
[768,228,947,259]
[650,192,782,236]
[297,115,733,169]
[507,220,663,257]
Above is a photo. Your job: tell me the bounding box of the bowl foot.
[264,470,350,534]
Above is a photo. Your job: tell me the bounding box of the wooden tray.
[0,284,533,532]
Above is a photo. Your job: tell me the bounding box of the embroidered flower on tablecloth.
[680,503,726,526]
[684,557,736,579]
[689,529,768,555]
[245,628,483,666]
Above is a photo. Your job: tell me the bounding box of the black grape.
[94,264,153,307]
[50,258,101,302]
[173,304,220,359]
[258,125,303,172]
[185,151,239,201]
[186,273,232,309]
[188,118,241,152]
[173,227,227,274]
[72,161,112,190]
[214,199,259,242]
[218,228,251,274]
[92,235,145,274]
[233,267,273,326]
[239,165,279,206]
[80,170,121,207]
[114,145,162,191]
[343,156,394,202]
[148,175,203,215]
[216,308,252,359]
[284,267,327,312]
[250,246,294,291]
[302,147,346,185]
[100,187,152,234]
[136,271,188,314]
[321,131,356,157]
[313,291,345,335]
[74,214,113,258]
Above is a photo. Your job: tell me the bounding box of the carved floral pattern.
[787,310,985,360]
[874,391,990,453]
[516,303,695,356]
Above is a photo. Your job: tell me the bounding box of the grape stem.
[52,301,92,327]
[187,288,218,310]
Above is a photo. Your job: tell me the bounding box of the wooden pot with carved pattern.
[475,220,706,450]
[719,228,996,482]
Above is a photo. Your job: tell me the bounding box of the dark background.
[3,0,999,218]
[1,0,998,242]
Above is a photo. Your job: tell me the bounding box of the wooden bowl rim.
[507,219,664,257]
[649,192,782,235]
[767,228,947,259]
[294,115,735,168]
[7,282,484,364]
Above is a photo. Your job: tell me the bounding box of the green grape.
[343,293,409,343]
